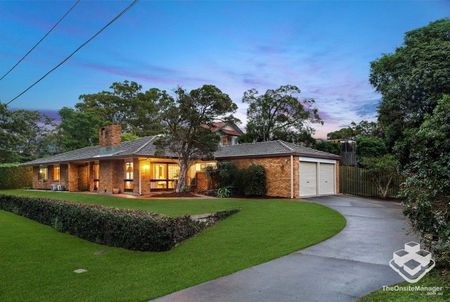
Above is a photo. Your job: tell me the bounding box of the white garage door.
[299,162,317,197]
[319,163,335,195]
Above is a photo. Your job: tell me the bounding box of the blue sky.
[0,0,448,138]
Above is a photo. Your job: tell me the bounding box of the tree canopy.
[0,104,55,163]
[243,85,322,144]
[370,18,450,165]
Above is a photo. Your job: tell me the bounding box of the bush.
[0,194,206,251]
[217,187,231,198]
[210,162,266,197]
[240,164,266,196]
[0,164,32,189]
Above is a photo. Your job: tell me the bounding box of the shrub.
[0,164,32,189]
[217,187,231,198]
[210,162,266,197]
[240,164,266,196]
[0,194,207,251]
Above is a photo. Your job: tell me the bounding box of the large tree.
[75,80,165,136]
[243,85,322,143]
[57,81,167,151]
[0,104,55,163]
[370,19,450,165]
[155,85,237,193]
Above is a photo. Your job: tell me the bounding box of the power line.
[5,0,139,106]
[0,0,81,81]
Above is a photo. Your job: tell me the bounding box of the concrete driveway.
[152,195,418,302]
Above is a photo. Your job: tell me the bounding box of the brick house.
[25,125,340,198]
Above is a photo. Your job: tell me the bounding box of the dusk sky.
[0,0,448,138]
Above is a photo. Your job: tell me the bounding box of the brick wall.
[194,171,209,193]
[224,156,296,198]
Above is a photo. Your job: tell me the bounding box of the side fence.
[339,165,403,199]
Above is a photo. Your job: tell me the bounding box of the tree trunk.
[175,160,189,193]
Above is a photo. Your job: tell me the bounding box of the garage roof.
[214,140,340,160]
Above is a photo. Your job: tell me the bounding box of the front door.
[77,164,89,191]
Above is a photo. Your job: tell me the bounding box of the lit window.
[53,166,60,181]
[93,163,100,180]
[168,164,179,179]
[38,167,48,181]
[125,162,133,180]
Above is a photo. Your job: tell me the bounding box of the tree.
[243,85,322,143]
[355,135,387,162]
[314,140,340,155]
[0,104,55,162]
[155,85,237,192]
[360,155,399,198]
[57,81,167,151]
[370,19,450,165]
[75,80,164,136]
[327,120,380,140]
[57,107,105,151]
[400,96,450,266]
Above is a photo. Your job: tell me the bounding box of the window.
[53,165,60,181]
[221,136,230,145]
[38,167,48,181]
[150,163,180,190]
[125,162,133,180]
[124,162,134,192]
[93,163,99,191]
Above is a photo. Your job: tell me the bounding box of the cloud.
[355,99,380,117]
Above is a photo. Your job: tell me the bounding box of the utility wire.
[0,0,81,81]
[5,0,139,106]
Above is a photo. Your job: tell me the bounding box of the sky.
[0,0,448,138]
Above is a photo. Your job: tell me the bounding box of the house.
[24,125,340,198]
[209,121,243,146]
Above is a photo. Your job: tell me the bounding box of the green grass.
[0,189,345,302]
[359,271,450,302]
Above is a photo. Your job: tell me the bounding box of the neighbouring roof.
[210,121,244,136]
[24,138,339,166]
[214,140,340,160]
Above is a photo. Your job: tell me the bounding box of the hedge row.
[0,164,32,189]
[0,194,237,251]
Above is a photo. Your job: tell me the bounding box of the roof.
[210,121,244,136]
[214,140,340,160]
[24,138,339,166]
[24,136,175,166]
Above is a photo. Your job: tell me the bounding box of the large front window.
[124,162,134,192]
[151,163,180,190]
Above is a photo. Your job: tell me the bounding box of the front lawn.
[0,190,345,302]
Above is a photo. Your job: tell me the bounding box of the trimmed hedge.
[0,194,237,251]
[0,164,32,189]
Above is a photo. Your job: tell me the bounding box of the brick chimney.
[99,124,122,147]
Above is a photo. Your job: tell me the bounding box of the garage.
[299,158,337,197]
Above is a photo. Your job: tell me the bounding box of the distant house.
[24,124,340,198]
[209,121,243,146]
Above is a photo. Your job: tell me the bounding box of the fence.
[340,165,403,199]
